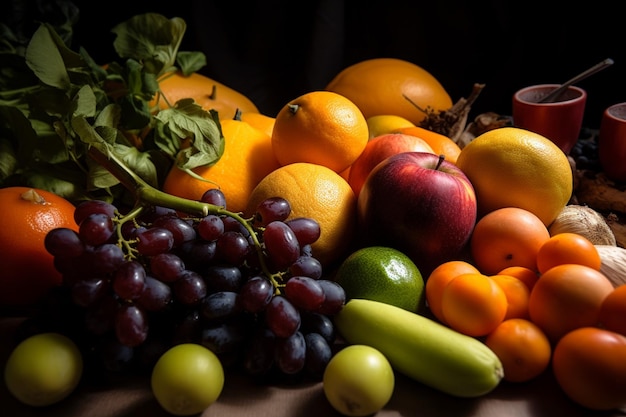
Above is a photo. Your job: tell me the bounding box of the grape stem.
[87,146,283,290]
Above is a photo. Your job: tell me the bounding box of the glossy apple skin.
[357,152,477,276]
[348,133,434,197]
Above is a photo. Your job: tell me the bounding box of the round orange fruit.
[151,71,259,120]
[0,187,78,307]
[271,91,369,173]
[162,118,280,214]
[245,162,357,268]
[325,58,453,125]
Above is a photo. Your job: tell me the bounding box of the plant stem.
[87,146,282,288]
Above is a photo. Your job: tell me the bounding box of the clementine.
[271,91,369,173]
[496,266,540,291]
[528,263,614,343]
[424,260,480,323]
[470,207,550,275]
[245,162,357,268]
[162,118,280,214]
[552,327,626,410]
[440,272,508,337]
[485,318,552,383]
[598,285,626,336]
[455,127,573,226]
[490,274,531,320]
[535,232,602,274]
[394,126,462,164]
[0,187,78,307]
[325,58,453,125]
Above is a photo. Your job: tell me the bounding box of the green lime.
[334,246,425,312]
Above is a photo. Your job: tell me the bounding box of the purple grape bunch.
[35,189,345,382]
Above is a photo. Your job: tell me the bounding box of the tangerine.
[552,327,626,410]
[485,318,552,383]
[271,91,369,173]
[598,285,626,336]
[394,126,462,164]
[528,264,614,343]
[424,260,480,323]
[470,207,550,275]
[455,127,573,226]
[440,272,508,337]
[0,187,78,307]
[245,162,357,268]
[325,58,452,125]
[162,117,280,214]
[535,232,602,274]
[490,274,531,320]
[496,266,540,291]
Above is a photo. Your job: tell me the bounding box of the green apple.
[323,344,394,416]
[4,332,83,406]
[151,343,224,416]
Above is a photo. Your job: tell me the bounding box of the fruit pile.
[1,11,626,417]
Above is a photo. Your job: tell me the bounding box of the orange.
[239,111,275,138]
[271,91,368,173]
[424,260,480,323]
[440,272,508,337]
[394,126,462,164]
[490,274,531,320]
[552,327,626,410]
[496,266,540,291]
[470,207,551,275]
[347,133,434,197]
[325,58,453,125]
[0,187,78,307]
[528,264,614,343]
[162,118,280,214]
[455,127,573,226]
[366,115,416,139]
[244,162,357,268]
[485,318,552,383]
[535,232,602,274]
[150,71,259,119]
[598,285,626,335]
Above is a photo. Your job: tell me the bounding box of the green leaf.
[111,13,186,76]
[177,51,207,75]
[0,139,18,180]
[25,23,85,90]
[72,84,97,118]
[25,24,70,89]
[153,99,224,169]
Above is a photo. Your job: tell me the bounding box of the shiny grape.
[35,194,344,384]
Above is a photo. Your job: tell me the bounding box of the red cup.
[599,102,626,182]
[512,84,587,154]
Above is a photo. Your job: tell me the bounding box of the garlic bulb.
[549,205,616,246]
[595,245,626,288]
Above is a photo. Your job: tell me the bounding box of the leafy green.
[0,12,222,204]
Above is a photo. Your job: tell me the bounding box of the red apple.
[348,133,434,197]
[357,152,477,276]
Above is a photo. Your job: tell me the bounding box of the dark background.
[10,0,626,129]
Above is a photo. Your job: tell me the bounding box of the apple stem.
[436,154,445,170]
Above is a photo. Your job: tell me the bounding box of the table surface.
[1,316,625,417]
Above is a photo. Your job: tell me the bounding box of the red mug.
[512,84,587,154]
[599,102,626,182]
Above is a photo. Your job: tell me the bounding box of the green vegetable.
[0,11,223,205]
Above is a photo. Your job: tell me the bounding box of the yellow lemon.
[366,115,416,139]
[455,127,573,226]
